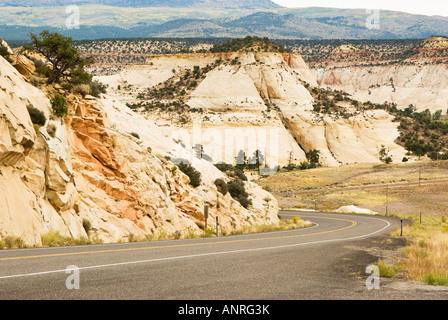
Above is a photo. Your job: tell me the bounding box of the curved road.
[0,211,446,300]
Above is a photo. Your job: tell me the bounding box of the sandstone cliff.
[312,64,448,114]
[311,37,448,113]
[98,51,407,167]
[0,52,279,246]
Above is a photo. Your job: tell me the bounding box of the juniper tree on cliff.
[25,30,93,84]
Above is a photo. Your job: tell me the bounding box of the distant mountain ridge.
[107,11,448,39]
[1,5,447,41]
[0,0,281,8]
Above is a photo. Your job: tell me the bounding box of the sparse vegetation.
[25,30,107,96]
[0,43,12,63]
[50,93,68,117]
[40,231,102,247]
[177,162,202,188]
[215,163,247,181]
[46,123,56,137]
[0,235,26,249]
[82,218,92,234]
[377,258,398,278]
[305,82,448,161]
[25,30,94,85]
[210,36,290,53]
[390,216,448,286]
[26,104,46,126]
[229,218,313,236]
[227,178,252,209]
[214,178,228,195]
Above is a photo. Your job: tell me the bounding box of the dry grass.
[390,217,448,285]
[229,217,313,236]
[41,231,103,247]
[257,160,448,286]
[257,160,448,217]
[0,236,26,249]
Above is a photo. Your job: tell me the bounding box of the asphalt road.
[0,211,447,300]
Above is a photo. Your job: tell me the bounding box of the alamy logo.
[365,265,380,290]
[366,9,381,30]
[66,265,80,290]
[169,120,280,176]
[66,5,80,30]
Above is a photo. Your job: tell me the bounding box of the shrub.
[50,93,68,117]
[178,162,202,187]
[41,231,71,247]
[201,228,216,238]
[35,64,51,78]
[73,84,90,97]
[306,149,320,166]
[214,163,247,181]
[214,178,228,195]
[30,75,42,87]
[90,80,107,97]
[377,258,397,278]
[82,218,92,234]
[423,273,448,286]
[227,178,252,209]
[0,44,12,63]
[26,104,46,126]
[70,67,92,85]
[0,235,26,249]
[299,161,313,170]
[46,123,56,137]
[293,217,302,224]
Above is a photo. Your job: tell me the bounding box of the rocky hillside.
[310,37,448,113]
[96,43,408,169]
[0,42,279,246]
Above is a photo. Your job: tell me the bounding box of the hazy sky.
[271,0,448,17]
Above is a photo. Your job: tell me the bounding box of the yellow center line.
[0,215,356,262]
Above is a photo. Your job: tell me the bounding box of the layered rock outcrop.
[98,51,408,167]
[312,64,448,114]
[0,52,279,246]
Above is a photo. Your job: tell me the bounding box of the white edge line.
[0,218,390,281]
[0,220,319,253]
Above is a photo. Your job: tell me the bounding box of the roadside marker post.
[400,218,403,237]
[204,204,209,229]
[216,216,219,237]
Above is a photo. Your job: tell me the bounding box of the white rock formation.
[312,64,448,113]
[0,53,279,246]
[98,51,409,167]
[335,205,378,215]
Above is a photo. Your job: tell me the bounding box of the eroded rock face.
[98,51,408,167]
[0,55,73,245]
[311,64,448,113]
[0,53,279,246]
[10,53,36,79]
